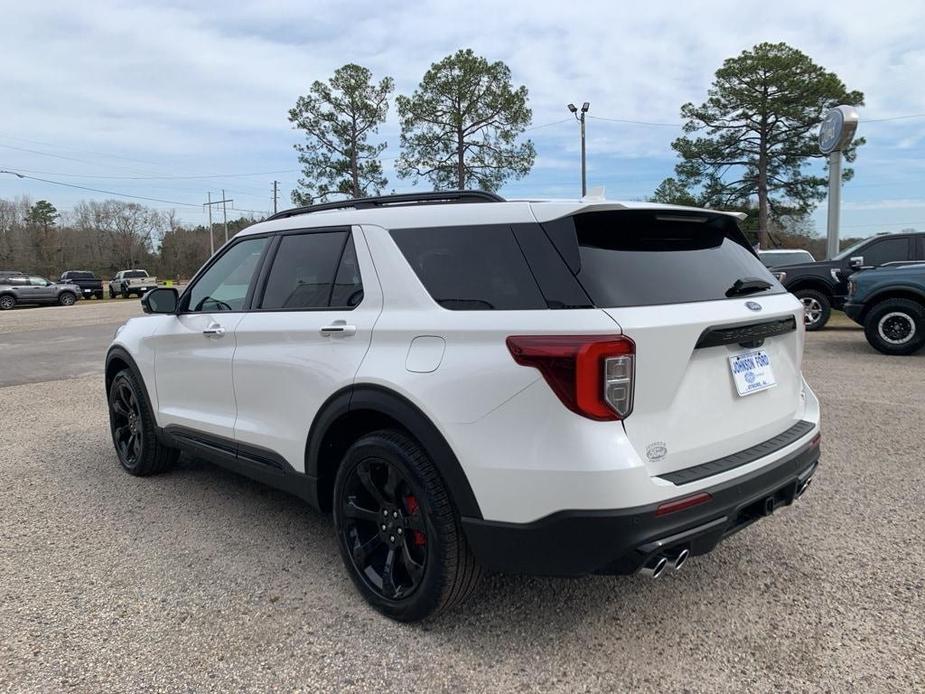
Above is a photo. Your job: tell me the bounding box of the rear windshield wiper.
[725,277,773,297]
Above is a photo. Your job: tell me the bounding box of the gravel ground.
[0,307,923,692]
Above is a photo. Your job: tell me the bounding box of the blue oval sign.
[745,301,762,312]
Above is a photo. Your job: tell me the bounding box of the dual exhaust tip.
[640,547,690,579]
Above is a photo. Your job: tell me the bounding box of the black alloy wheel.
[107,369,179,475]
[864,298,925,356]
[339,457,428,601]
[110,377,144,467]
[333,430,481,622]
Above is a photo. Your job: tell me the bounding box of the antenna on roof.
[581,186,606,202]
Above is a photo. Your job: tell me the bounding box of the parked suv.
[774,231,925,330]
[844,263,925,355]
[106,192,821,621]
[0,275,81,310]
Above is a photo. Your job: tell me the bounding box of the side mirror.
[849,256,864,269]
[141,287,178,314]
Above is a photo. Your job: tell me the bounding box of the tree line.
[0,196,257,281]
[291,43,866,249]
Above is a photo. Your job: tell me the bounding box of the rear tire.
[108,369,179,475]
[58,292,76,306]
[795,288,831,331]
[109,289,116,299]
[0,294,15,310]
[333,430,482,622]
[863,299,925,356]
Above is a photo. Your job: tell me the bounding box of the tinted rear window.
[759,251,813,267]
[562,211,784,307]
[66,271,95,279]
[125,271,148,278]
[390,225,546,310]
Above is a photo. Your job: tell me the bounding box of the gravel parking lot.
[1,303,922,692]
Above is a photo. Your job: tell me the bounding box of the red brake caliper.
[404,495,426,546]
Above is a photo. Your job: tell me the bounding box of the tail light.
[506,335,635,421]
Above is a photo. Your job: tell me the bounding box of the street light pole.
[568,102,590,197]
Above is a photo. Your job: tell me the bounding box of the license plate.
[729,350,776,396]
[83,289,91,293]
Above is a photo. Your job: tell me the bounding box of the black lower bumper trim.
[658,420,815,485]
[461,436,820,577]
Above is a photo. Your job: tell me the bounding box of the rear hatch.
[546,209,806,476]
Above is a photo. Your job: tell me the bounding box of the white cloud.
[1,0,924,228]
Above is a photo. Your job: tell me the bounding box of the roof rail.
[267,190,505,220]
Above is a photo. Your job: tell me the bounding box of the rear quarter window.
[390,225,547,310]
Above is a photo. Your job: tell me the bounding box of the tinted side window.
[390,225,546,310]
[330,236,364,308]
[185,236,268,312]
[260,231,350,310]
[863,238,910,266]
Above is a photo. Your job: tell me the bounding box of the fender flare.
[105,345,156,414]
[305,384,483,519]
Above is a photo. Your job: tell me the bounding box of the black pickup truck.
[772,231,925,330]
[60,271,104,300]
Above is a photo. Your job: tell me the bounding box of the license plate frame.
[729,349,776,397]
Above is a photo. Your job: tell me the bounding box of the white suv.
[106,191,821,621]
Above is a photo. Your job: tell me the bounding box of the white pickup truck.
[109,269,157,299]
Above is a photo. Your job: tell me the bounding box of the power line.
[0,165,299,181]
[588,115,680,127]
[525,118,573,131]
[0,170,267,214]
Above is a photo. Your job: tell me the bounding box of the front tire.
[333,430,481,622]
[0,294,15,310]
[58,292,76,306]
[108,369,179,475]
[795,288,831,331]
[863,299,925,355]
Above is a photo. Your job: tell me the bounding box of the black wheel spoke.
[343,499,382,525]
[404,512,426,532]
[381,547,398,598]
[130,433,141,459]
[356,461,388,506]
[112,400,130,418]
[352,534,383,566]
[383,463,401,503]
[399,537,425,584]
[114,424,130,438]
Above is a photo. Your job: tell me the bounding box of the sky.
[1,0,924,239]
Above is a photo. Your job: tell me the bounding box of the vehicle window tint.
[28,277,49,286]
[260,231,348,310]
[863,238,909,266]
[561,211,785,307]
[329,235,364,308]
[185,236,268,312]
[390,225,546,310]
[125,270,147,278]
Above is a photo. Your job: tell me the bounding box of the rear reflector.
[655,492,713,517]
[506,335,635,421]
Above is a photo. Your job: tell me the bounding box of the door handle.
[320,321,357,337]
[203,323,226,337]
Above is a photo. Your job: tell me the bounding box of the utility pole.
[222,189,229,244]
[272,180,279,215]
[567,102,590,196]
[203,192,234,255]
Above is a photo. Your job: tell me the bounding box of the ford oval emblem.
[745,301,762,312]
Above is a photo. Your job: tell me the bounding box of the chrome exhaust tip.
[672,547,690,571]
[796,477,813,498]
[640,555,668,579]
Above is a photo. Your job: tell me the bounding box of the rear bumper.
[461,436,820,576]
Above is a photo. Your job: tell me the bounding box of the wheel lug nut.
[393,511,398,518]
[397,528,403,535]
[382,509,388,516]
[389,535,395,542]
[381,524,386,530]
